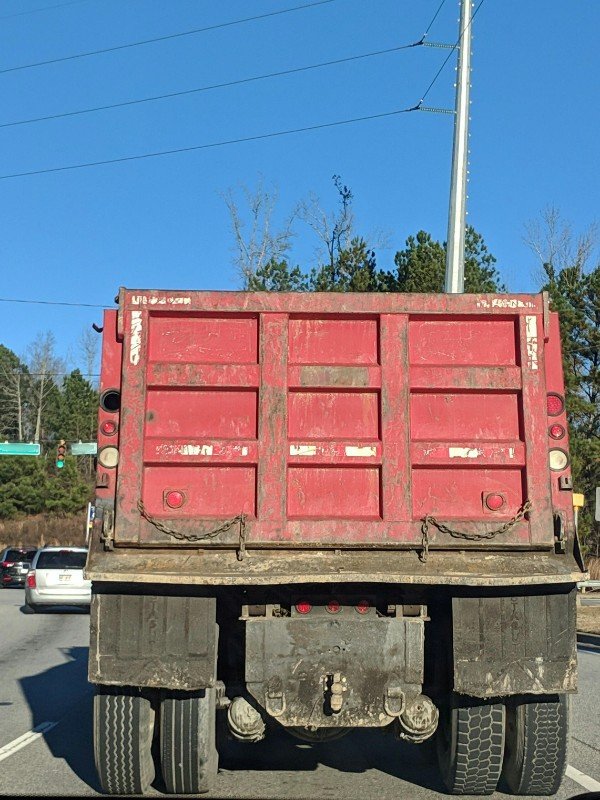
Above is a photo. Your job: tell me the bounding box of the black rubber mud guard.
[89,592,217,690]
[452,589,577,698]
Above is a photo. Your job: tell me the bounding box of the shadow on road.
[217,718,445,792]
[19,604,90,615]
[19,645,101,793]
[19,647,443,796]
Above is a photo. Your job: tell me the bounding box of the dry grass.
[586,556,600,581]
[577,602,600,635]
[0,513,87,550]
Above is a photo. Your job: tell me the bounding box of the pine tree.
[544,261,600,554]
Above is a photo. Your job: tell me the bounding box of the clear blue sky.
[0,0,598,371]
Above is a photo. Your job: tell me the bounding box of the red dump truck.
[86,288,585,796]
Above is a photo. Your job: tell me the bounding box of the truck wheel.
[437,698,505,795]
[501,694,568,795]
[93,686,156,795]
[160,688,218,794]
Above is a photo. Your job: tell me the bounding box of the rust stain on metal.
[299,365,370,387]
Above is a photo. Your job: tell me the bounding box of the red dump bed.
[97,290,573,551]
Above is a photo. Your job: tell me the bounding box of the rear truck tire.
[93,686,156,795]
[437,697,505,795]
[501,694,568,796]
[160,688,218,795]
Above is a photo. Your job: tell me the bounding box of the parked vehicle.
[25,546,91,611]
[87,290,586,796]
[1,547,37,588]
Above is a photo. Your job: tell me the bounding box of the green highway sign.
[70,442,98,456]
[0,442,41,456]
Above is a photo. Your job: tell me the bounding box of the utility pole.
[444,0,473,294]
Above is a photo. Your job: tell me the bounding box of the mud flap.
[89,592,217,690]
[452,589,577,698]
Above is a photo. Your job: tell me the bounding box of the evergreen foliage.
[0,341,97,520]
[544,260,600,554]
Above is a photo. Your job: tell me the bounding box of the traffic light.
[56,439,66,469]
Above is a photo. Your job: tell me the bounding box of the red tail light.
[26,572,36,589]
[326,600,341,614]
[549,423,565,440]
[1,561,14,568]
[485,493,505,511]
[355,599,370,614]
[165,490,185,509]
[100,420,117,436]
[547,393,564,416]
[295,600,312,615]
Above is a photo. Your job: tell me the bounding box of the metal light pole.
[444,0,473,294]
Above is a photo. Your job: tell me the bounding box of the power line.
[0,0,92,21]
[0,296,110,308]
[418,0,487,106]
[0,106,421,181]
[0,1,478,182]
[0,43,423,131]
[422,0,447,39]
[0,0,450,130]
[0,0,336,76]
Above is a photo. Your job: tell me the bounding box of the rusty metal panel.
[245,615,424,727]
[452,590,577,697]
[88,593,217,690]
[109,290,562,550]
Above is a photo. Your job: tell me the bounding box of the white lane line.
[0,721,57,763]
[566,764,600,792]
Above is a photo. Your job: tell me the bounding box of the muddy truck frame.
[86,288,586,796]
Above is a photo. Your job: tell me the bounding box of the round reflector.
[100,420,117,436]
[97,446,119,469]
[485,493,505,511]
[326,600,341,614]
[295,600,312,615]
[549,449,569,471]
[165,490,185,509]
[356,599,370,614]
[549,423,565,440]
[546,393,564,416]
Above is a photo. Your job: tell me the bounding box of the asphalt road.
[1,588,599,799]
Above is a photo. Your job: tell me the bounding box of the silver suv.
[25,546,91,612]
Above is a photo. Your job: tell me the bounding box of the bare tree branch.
[27,332,64,443]
[297,175,355,270]
[221,177,296,288]
[0,365,26,440]
[524,205,598,284]
[79,327,100,387]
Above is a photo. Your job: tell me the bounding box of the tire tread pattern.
[503,697,568,796]
[448,703,505,795]
[93,688,155,795]
[160,690,217,795]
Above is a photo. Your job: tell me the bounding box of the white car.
[25,546,91,612]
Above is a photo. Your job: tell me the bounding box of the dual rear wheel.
[93,686,217,795]
[93,686,569,796]
[437,694,569,795]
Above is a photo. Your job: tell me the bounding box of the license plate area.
[59,573,72,582]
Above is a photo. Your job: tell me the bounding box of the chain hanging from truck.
[137,500,247,550]
[419,500,533,562]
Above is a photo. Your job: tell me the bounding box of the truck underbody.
[87,537,582,796]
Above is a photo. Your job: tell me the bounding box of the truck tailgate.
[113,290,554,549]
